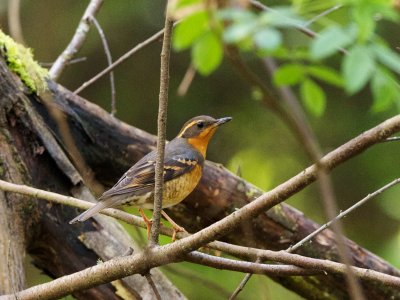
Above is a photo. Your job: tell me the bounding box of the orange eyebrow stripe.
[177,120,198,137]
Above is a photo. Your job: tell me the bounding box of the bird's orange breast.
[162,164,203,208]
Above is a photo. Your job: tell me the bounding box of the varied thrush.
[70,115,232,238]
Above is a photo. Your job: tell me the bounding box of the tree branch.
[74,24,177,94]
[3,112,400,298]
[288,178,400,252]
[49,0,104,80]
[150,7,174,247]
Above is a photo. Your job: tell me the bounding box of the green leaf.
[300,78,326,117]
[307,65,343,87]
[192,31,223,75]
[253,28,282,50]
[175,0,201,8]
[311,26,355,60]
[259,8,304,28]
[371,68,399,112]
[173,11,208,51]
[273,64,304,86]
[352,5,376,43]
[223,22,257,43]
[218,8,255,22]
[342,45,375,94]
[372,44,400,75]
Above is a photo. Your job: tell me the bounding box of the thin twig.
[40,57,87,67]
[303,5,343,27]
[229,273,252,300]
[249,0,348,55]
[185,252,318,276]
[149,7,174,247]
[7,0,25,44]
[287,178,400,253]
[229,257,261,300]
[90,16,117,116]
[74,25,175,94]
[49,0,103,80]
[144,273,162,300]
[0,179,174,236]
[162,265,232,298]
[177,64,196,96]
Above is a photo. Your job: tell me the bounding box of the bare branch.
[229,258,261,300]
[40,57,87,67]
[185,252,318,276]
[287,178,400,253]
[150,7,174,247]
[74,24,176,94]
[144,273,162,300]
[90,16,117,116]
[49,0,104,80]
[210,242,400,288]
[162,265,232,298]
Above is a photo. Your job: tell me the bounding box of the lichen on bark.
[0,30,48,94]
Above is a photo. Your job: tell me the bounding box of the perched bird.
[70,115,232,238]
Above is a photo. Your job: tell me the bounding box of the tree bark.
[1,54,400,298]
[0,57,186,299]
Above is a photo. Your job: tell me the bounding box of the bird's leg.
[139,208,152,239]
[161,210,187,241]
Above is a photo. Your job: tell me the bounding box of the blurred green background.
[1,1,400,299]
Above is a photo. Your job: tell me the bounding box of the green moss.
[0,30,48,94]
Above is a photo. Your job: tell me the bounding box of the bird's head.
[177,115,232,157]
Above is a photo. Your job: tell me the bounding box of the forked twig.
[49,0,104,80]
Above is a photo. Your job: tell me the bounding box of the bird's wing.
[99,153,200,199]
[69,150,201,224]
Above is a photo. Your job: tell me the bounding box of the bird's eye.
[197,121,204,129]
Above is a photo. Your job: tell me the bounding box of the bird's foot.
[139,208,153,239]
[161,210,187,241]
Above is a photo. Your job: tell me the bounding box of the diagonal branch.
[49,0,104,80]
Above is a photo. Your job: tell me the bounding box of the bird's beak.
[215,117,232,126]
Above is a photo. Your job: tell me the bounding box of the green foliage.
[172,1,224,75]
[192,31,223,75]
[371,68,400,112]
[300,78,326,117]
[372,44,400,75]
[342,45,375,94]
[306,65,343,87]
[273,63,304,86]
[171,0,400,115]
[310,25,356,60]
[173,11,209,51]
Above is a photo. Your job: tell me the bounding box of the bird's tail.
[69,201,109,224]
